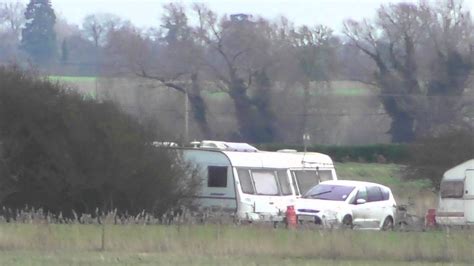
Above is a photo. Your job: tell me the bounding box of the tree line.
[1,0,473,143]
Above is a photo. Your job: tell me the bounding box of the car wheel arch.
[341,214,353,225]
[381,215,394,230]
[337,210,353,222]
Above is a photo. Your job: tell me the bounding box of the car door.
[350,186,370,228]
[251,170,281,214]
[365,186,386,228]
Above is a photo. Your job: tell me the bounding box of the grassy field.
[49,76,373,96]
[48,76,97,83]
[0,223,472,265]
[335,163,436,216]
[336,162,432,197]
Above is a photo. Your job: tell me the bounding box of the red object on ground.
[425,208,436,228]
[286,205,297,229]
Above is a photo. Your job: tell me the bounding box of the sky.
[10,0,474,32]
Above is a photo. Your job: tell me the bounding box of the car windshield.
[303,184,355,201]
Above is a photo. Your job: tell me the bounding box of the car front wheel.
[341,215,353,229]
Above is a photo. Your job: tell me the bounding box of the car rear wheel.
[382,216,394,231]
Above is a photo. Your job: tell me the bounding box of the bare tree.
[344,0,473,142]
[192,4,278,142]
[104,5,212,139]
[0,1,25,37]
[55,15,81,41]
[419,0,474,133]
[139,4,211,138]
[82,13,128,48]
[0,1,25,62]
[289,25,338,138]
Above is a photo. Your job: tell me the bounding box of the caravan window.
[292,170,319,195]
[236,169,292,196]
[208,166,227,188]
[252,170,279,195]
[237,169,255,194]
[277,170,292,195]
[440,180,464,198]
[319,170,333,182]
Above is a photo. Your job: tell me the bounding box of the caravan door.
[184,150,238,212]
[464,170,474,223]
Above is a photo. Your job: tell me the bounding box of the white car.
[295,180,397,230]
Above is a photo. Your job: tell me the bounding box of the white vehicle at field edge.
[295,180,397,230]
[157,140,338,223]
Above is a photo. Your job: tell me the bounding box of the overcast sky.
[11,0,474,31]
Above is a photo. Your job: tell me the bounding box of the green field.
[336,162,432,194]
[331,87,372,96]
[48,75,97,83]
[336,163,436,216]
[49,76,374,97]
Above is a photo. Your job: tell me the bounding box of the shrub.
[256,143,409,163]
[0,66,199,217]
[404,130,474,189]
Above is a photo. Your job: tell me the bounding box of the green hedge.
[255,143,410,163]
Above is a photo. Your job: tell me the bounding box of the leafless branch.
[136,68,187,94]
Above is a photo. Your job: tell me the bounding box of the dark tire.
[341,215,353,229]
[382,217,394,231]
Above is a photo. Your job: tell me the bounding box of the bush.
[404,130,474,189]
[0,66,199,217]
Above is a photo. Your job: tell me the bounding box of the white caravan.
[176,140,337,222]
[436,159,474,226]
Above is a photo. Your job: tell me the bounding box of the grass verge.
[0,224,472,265]
[335,162,436,216]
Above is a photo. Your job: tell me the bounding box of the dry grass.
[0,223,473,265]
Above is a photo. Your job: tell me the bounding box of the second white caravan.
[436,159,474,226]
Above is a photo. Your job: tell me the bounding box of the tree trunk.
[381,96,415,143]
[377,68,418,143]
[226,70,276,143]
[188,73,211,138]
[252,70,276,142]
[228,78,257,142]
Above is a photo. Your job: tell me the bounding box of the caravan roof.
[222,150,333,169]
[175,140,335,171]
[199,140,258,152]
[443,159,474,181]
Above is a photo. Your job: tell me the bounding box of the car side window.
[381,187,390,201]
[367,186,383,202]
[352,187,367,204]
